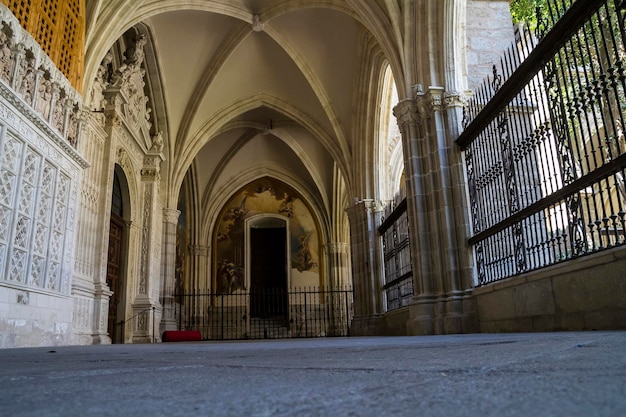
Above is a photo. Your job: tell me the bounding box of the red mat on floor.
[162,330,202,342]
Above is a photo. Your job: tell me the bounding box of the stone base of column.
[159,295,179,333]
[406,295,436,335]
[91,334,112,345]
[351,315,383,336]
[131,297,160,343]
[407,291,477,335]
[159,318,178,333]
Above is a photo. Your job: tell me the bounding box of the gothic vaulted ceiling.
[84,0,400,216]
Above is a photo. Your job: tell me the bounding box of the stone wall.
[475,247,626,332]
[466,0,515,90]
[0,81,85,348]
[0,6,87,348]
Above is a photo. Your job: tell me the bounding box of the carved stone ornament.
[189,245,209,257]
[393,99,419,130]
[0,24,14,84]
[36,73,52,120]
[428,87,445,112]
[325,242,349,254]
[150,131,163,153]
[162,208,180,224]
[140,167,159,181]
[108,35,152,133]
[443,91,470,108]
[105,112,122,128]
[252,15,265,32]
[116,147,134,173]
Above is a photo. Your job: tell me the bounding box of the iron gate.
[174,287,354,340]
[457,0,626,284]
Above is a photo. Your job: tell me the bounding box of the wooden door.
[106,214,124,343]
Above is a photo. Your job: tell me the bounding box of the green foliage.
[509,0,547,31]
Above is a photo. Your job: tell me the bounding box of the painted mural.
[175,187,187,295]
[215,178,320,293]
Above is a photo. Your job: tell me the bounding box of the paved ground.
[0,332,624,417]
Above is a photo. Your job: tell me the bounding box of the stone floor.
[0,331,625,417]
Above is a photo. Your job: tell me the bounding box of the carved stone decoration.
[36,72,52,121]
[105,112,122,129]
[116,147,134,174]
[443,90,471,109]
[162,208,180,225]
[52,87,66,133]
[428,87,445,112]
[140,167,159,181]
[108,35,152,134]
[88,53,111,111]
[0,24,14,84]
[15,47,35,105]
[393,99,419,133]
[66,106,79,147]
[139,187,151,294]
[189,245,209,257]
[252,15,265,32]
[150,131,163,153]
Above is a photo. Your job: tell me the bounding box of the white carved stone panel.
[0,97,83,296]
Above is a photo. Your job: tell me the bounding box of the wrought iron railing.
[379,198,414,310]
[174,287,353,340]
[457,0,626,285]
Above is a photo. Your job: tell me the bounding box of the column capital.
[141,154,162,182]
[348,198,385,214]
[443,89,472,109]
[162,208,181,224]
[424,86,445,112]
[393,98,419,130]
[189,244,209,257]
[324,242,349,255]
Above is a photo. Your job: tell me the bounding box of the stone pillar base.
[131,297,160,343]
[91,334,112,345]
[351,315,383,336]
[406,295,436,335]
[407,291,477,335]
[159,295,178,333]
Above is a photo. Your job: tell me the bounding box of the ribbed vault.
[83,0,408,224]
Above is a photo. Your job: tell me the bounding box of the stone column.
[324,242,350,289]
[423,86,467,333]
[443,90,478,333]
[346,199,384,335]
[81,103,119,345]
[393,98,436,335]
[131,153,163,343]
[324,241,350,336]
[92,283,112,344]
[189,244,210,292]
[160,208,180,333]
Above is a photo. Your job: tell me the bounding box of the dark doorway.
[106,213,124,343]
[106,167,128,343]
[250,226,288,318]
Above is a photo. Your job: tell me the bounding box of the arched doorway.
[106,165,129,343]
[248,216,289,320]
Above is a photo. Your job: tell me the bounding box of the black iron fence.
[458,0,626,285]
[379,197,414,310]
[174,287,353,340]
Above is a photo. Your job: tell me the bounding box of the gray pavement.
[0,332,625,417]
